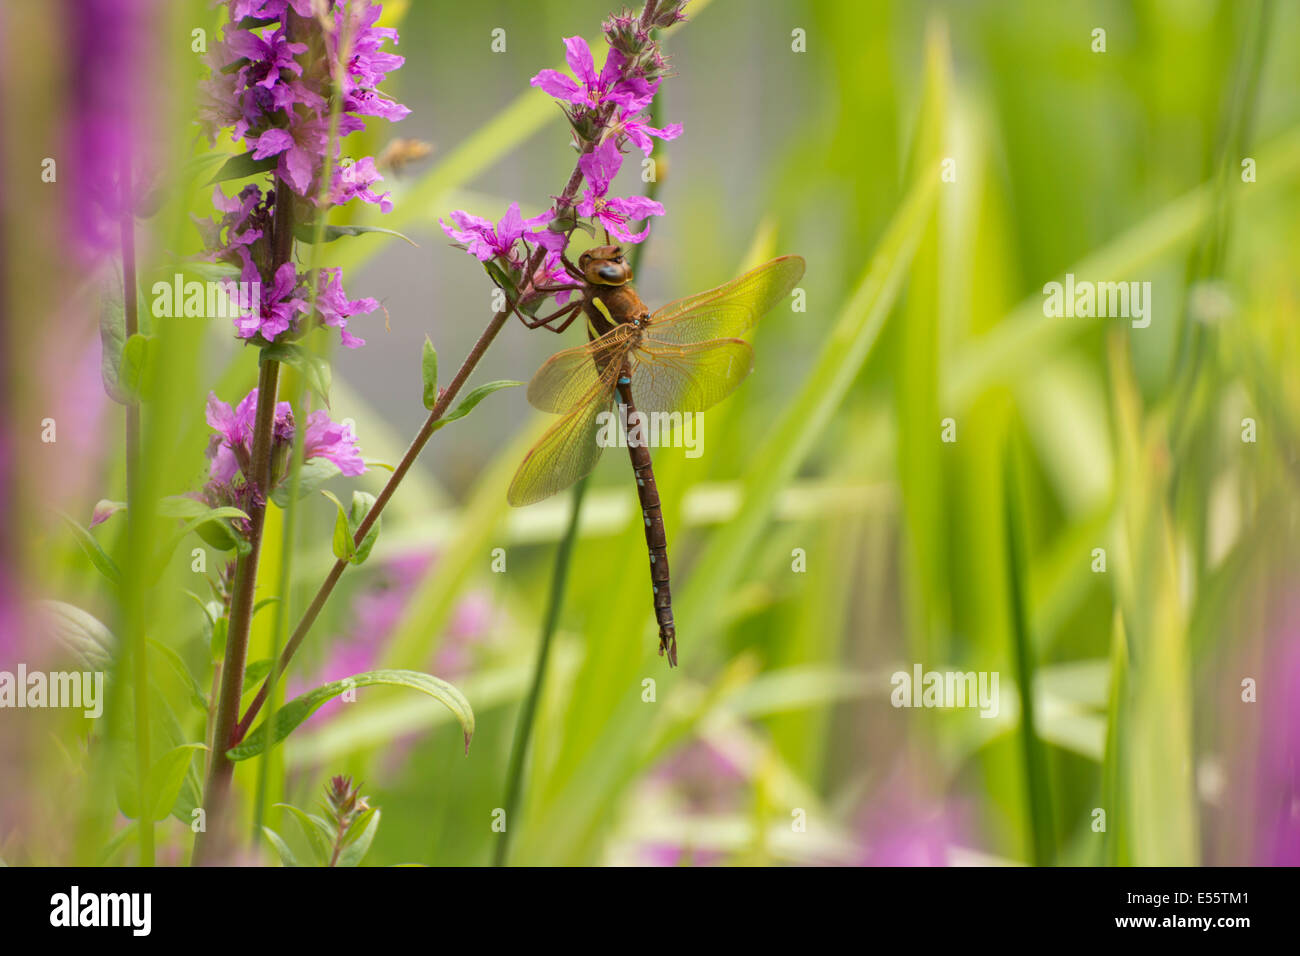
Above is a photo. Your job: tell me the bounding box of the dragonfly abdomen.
[616,375,678,667]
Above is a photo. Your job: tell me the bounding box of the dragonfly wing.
[646,255,805,345]
[526,325,633,413]
[508,387,616,506]
[629,337,755,414]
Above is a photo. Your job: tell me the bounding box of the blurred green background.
[2,0,1298,866]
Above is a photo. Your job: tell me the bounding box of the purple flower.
[193,184,266,263]
[205,389,292,484]
[531,37,657,113]
[224,26,305,89]
[440,202,555,263]
[855,768,971,867]
[612,108,683,157]
[576,141,664,244]
[330,156,392,212]
[316,268,379,349]
[205,387,366,486]
[231,0,315,21]
[251,115,364,197]
[302,410,366,476]
[234,261,308,342]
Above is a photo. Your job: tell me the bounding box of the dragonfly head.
[579,245,632,286]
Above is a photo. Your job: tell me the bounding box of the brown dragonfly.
[507,245,805,666]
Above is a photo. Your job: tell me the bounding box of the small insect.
[376,138,433,176]
[507,245,805,666]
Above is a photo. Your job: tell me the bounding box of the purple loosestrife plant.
[191,0,411,865]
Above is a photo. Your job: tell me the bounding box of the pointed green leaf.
[58,513,121,586]
[262,827,301,867]
[38,600,115,671]
[276,804,334,866]
[336,808,380,867]
[119,333,158,404]
[421,337,438,410]
[431,380,523,432]
[349,491,380,565]
[295,223,418,246]
[228,669,474,761]
[320,489,356,563]
[207,150,277,185]
[99,273,130,405]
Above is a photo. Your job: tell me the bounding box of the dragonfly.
[506,245,806,666]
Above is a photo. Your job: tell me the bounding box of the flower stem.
[192,355,281,865]
[234,293,520,738]
[119,194,152,868]
[493,474,589,867]
[251,1,357,845]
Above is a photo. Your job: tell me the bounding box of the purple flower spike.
[198,0,409,348]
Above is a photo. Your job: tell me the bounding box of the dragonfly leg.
[506,296,567,329]
[531,283,583,294]
[560,254,584,282]
[515,299,581,333]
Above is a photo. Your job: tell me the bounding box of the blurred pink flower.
[856,768,970,867]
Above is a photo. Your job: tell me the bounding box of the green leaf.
[228,669,475,761]
[58,513,121,586]
[277,804,334,866]
[182,260,242,282]
[207,150,277,185]
[38,600,115,671]
[158,496,208,518]
[336,808,380,867]
[271,457,341,508]
[431,380,523,432]
[99,272,130,405]
[243,658,275,694]
[119,333,156,403]
[253,597,281,617]
[349,491,380,565]
[156,504,252,566]
[294,223,418,247]
[321,489,356,563]
[211,616,228,662]
[262,827,301,867]
[194,517,246,554]
[261,342,332,407]
[421,337,438,410]
[149,638,209,711]
[118,743,206,822]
